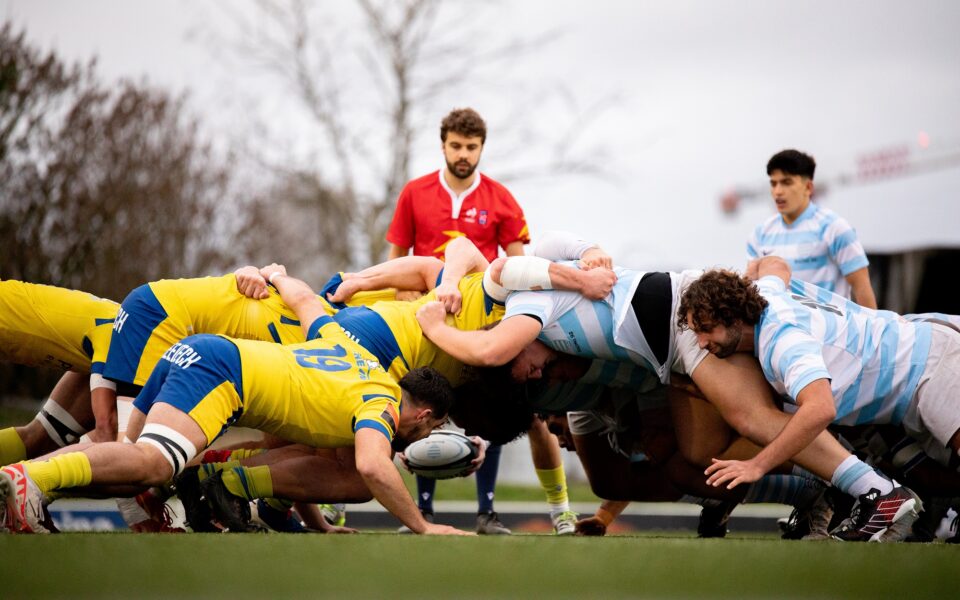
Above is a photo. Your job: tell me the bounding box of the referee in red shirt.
[386,108,529,262]
[387,108,525,534]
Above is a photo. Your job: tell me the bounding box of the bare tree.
[1,22,241,398]
[204,0,614,268]
[1,22,238,299]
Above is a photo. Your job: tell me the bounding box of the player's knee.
[33,399,88,450]
[130,444,177,486]
[136,423,199,482]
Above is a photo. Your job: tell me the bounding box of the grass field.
[2,532,958,599]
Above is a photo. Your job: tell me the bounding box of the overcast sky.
[5,0,959,271]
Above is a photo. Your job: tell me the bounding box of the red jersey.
[386,170,530,262]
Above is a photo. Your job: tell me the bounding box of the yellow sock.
[199,460,240,482]
[536,466,570,513]
[229,448,267,461]
[0,427,28,465]
[221,465,273,501]
[23,453,93,495]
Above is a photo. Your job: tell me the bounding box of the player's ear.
[417,407,433,423]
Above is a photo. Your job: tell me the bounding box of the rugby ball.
[405,430,478,480]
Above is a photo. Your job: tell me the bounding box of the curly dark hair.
[448,373,534,445]
[399,367,454,419]
[677,269,768,332]
[767,149,816,179]
[440,108,487,143]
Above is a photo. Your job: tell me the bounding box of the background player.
[747,149,877,307]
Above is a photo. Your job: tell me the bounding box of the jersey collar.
[438,168,483,219]
[780,201,818,227]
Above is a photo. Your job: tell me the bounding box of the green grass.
[1,533,957,598]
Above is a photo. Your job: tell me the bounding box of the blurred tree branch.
[202,0,618,268]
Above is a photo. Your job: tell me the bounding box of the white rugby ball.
[405,430,478,480]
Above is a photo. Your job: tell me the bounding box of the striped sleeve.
[504,290,557,325]
[746,225,762,259]
[825,217,869,276]
[353,392,401,441]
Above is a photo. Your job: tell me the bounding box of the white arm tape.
[89,373,117,392]
[500,256,553,291]
[482,268,510,302]
[532,231,597,261]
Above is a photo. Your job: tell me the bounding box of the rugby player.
[747,149,877,308]
[0,280,118,464]
[678,257,948,540]
[414,232,915,541]
[186,252,578,533]
[0,280,469,535]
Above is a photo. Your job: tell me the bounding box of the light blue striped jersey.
[502,264,688,383]
[527,359,659,414]
[790,279,960,334]
[747,202,869,298]
[755,276,932,426]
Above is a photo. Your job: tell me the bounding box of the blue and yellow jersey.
[106,274,338,386]
[320,272,407,309]
[0,279,118,373]
[134,318,402,448]
[150,275,320,345]
[234,315,402,447]
[333,272,504,386]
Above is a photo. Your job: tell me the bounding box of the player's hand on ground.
[423,523,475,536]
[579,247,613,270]
[575,516,608,536]
[234,265,270,299]
[434,281,463,314]
[579,267,617,300]
[258,263,287,288]
[704,457,765,489]
[318,524,359,534]
[461,436,487,475]
[416,301,447,332]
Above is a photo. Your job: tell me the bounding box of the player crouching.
[1,309,472,536]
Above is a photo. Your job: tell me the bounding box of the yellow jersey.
[333,272,504,385]
[107,274,333,386]
[233,316,402,447]
[0,280,118,373]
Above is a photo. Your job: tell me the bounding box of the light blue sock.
[831,455,893,497]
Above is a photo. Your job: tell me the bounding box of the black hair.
[399,367,454,419]
[448,374,535,445]
[767,149,816,179]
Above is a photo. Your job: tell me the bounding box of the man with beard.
[386,107,529,263]
[385,107,532,535]
[678,258,939,541]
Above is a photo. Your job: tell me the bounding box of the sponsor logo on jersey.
[114,307,129,332]
[162,341,203,369]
